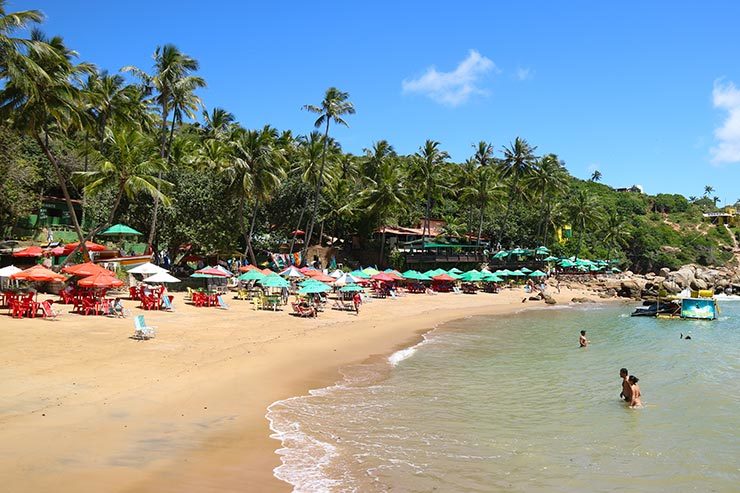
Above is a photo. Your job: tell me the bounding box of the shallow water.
[268,302,740,492]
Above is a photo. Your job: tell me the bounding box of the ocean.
[267,301,740,492]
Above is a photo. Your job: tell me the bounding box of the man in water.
[619,368,632,402]
[579,330,588,347]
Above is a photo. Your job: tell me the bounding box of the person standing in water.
[579,330,589,347]
[619,368,632,402]
[628,375,642,408]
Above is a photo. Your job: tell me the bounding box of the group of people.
[578,332,643,409]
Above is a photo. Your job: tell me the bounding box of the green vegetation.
[0,3,734,272]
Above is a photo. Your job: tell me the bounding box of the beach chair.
[291,302,316,318]
[186,287,195,301]
[236,288,250,300]
[217,295,230,310]
[389,290,398,300]
[452,286,462,295]
[40,300,60,319]
[133,315,156,340]
[162,295,174,311]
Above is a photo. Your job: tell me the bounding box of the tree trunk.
[318,221,325,247]
[246,198,259,266]
[423,189,431,248]
[496,191,515,250]
[301,118,330,265]
[477,204,485,246]
[35,134,89,265]
[541,202,551,247]
[238,194,248,259]
[574,226,583,262]
[147,103,170,249]
[289,195,309,253]
[379,228,386,267]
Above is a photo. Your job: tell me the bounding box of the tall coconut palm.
[411,140,449,247]
[123,44,205,248]
[363,140,396,183]
[0,29,95,261]
[0,1,48,81]
[301,87,355,264]
[496,137,536,248]
[567,188,602,261]
[463,164,503,246]
[73,126,171,236]
[363,157,407,265]
[228,126,286,264]
[201,107,235,138]
[288,131,340,253]
[524,153,569,246]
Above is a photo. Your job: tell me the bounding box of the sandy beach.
[0,285,598,492]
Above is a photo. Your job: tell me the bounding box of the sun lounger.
[452,286,462,295]
[162,295,174,311]
[40,300,59,319]
[217,295,230,310]
[133,315,156,340]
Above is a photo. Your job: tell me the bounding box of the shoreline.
[0,285,611,492]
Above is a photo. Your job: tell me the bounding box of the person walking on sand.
[579,330,589,347]
[619,368,632,402]
[628,375,642,408]
[352,291,362,315]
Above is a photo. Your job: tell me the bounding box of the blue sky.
[13,1,740,202]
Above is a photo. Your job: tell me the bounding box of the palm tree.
[567,188,602,261]
[363,157,406,265]
[411,140,449,247]
[590,170,602,182]
[363,140,396,183]
[0,29,95,261]
[525,153,569,246]
[0,1,48,81]
[228,126,286,264]
[703,185,714,197]
[73,126,171,236]
[496,137,536,248]
[601,209,629,264]
[123,44,205,248]
[201,107,235,138]
[301,87,355,264]
[288,131,340,253]
[462,164,502,246]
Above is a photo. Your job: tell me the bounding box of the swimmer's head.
[620,368,628,377]
[628,375,639,384]
[580,330,586,336]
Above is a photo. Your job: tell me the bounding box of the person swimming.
[628,375,642,408]
[619,368,632,402]
[579,330,589,348]
[680,333,692,340]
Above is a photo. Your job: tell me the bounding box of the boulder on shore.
[543,295,557,305]
[571,297,596,303]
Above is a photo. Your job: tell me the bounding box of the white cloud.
[402,50,496,106]
[515,67,532,81]
[711,79,740,163]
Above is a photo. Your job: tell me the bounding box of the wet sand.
[0,285,596,492]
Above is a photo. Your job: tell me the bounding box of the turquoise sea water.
[268,302,740,492]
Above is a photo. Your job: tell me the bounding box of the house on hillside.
[703,207,738,227]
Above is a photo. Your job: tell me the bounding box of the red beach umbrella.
[371,272,396,282]
[11,265,67,282]
[312,273,335,283]
[63,241,107,254]
[62,262,116,277]
[77,272,124,288]
[194,267,230,277]
[49,246,66,256]
[12,246,44,257]
[432,273,457,282]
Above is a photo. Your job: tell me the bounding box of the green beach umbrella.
[238,270,266,282]
[349,269,370,279]
[559,259,575,268]
[190,272,223,279]
[449,267,463,274]
[535,246,550,254]
[611,267,622,273]
[543,256,559,262]
[362,267,380,276]
[459,271,484,282]
[509,270,526,276]
[298,282,331,294]
[259,274,290,288]
[529,270,547,277]
[402,269,418,278]
[299,278,323,287]
[339,284,364,292]
[99,223,142,236]
[510,248,526,255]
[404,271,431,281]
[519,267,532,274]
[482,273,503,282]
[492,250,509,259]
